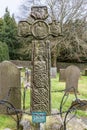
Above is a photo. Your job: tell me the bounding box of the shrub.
[0,41,9,61]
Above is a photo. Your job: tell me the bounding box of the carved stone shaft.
[30,40,51,115]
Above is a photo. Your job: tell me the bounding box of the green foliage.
[0,115,16,129]
[12,37,32,60]
[0,41,9,61]
[0,8,21,60]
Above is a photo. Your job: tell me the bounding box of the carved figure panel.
[18,21,31,37]
[30,6,48,20]
[30,40,51,115]
[32,20,49,39]
[49,20,61,37]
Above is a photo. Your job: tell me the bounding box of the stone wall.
[10,60,87,72]
[10,60,31,68]
[57,62,87,72]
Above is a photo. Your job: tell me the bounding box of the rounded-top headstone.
[0,61,21,114]
[65,65,80,93]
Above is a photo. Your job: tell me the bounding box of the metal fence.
[0,87,87,130]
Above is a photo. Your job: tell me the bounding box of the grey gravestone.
[25,68,31,83]
[65,65,80,93]
[59,69,66,82]
[51,67,57,78]
[0,61,21,114]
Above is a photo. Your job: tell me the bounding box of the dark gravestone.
[59,69,66,82]
[84,69,87,76]
[0,61,21,114]
[65,65,80,93]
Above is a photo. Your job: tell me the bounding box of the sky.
[0,0,23,17]
[0,0,46,21]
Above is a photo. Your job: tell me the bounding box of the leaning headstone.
[65,65,80,93]
[0,61,21,114]
[59,69,66,82]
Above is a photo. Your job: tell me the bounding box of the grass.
[0,72,87,129]
[51,74,87,117]
[0,115,16,129]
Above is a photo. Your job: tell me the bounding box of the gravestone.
[65,65,80,93]
[25,68,31,83]
[0,61,21,114]
[84,69,87,76]
[51,67,57,78]
[59,69,66,82]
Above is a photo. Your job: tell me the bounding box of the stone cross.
[18,6,60,115]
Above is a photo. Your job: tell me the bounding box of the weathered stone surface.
[20,110,87,130]
[0,61,21,114]
[71,99,87,111]
[18,21,32,37]
[30,6,48,20]
[20,109,63,130]
[51,67,57,78]
[18,6,61,115]
[32,20,49,39]
[59,69,66,82]
[49,20,61,37]
[30,40,51,114]
[65,65,80,93]
[66,115,87,130]
[20,119,31,130]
